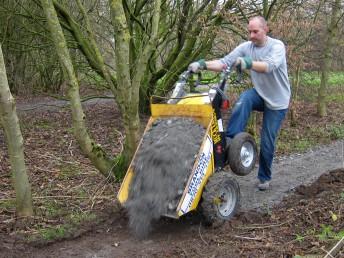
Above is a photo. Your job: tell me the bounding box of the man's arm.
[204,60,226,72]
[205,59,268,73]
[260,42,286,73]
[252,61,268,73]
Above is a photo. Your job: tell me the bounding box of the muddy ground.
[0,96,344,257]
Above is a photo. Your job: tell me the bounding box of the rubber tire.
[201,171,240,226]
[228,132,257,176]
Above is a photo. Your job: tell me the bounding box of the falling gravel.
[125,117,206,238]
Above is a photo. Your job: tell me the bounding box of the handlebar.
[168,66,238,104]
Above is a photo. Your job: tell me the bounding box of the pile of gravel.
[125,117,206,238]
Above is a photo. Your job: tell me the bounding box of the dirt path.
[16,95,114,113]
[236,139,344,212]
[12,139,342,258]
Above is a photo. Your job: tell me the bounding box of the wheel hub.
[240,142,254,168]
[217,186,237,217]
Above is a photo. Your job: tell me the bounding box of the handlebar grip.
[236,66,243,83]
[194,72,202,87]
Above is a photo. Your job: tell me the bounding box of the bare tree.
[0,44,33,216]
[40,0,115,178]
[317,0,343,117]
[0,0,63,94]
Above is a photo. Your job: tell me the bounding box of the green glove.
[236,57,253,70]
[188,59,207,73]
[198,59,207,70]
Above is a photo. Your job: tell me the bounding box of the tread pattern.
[228,132,257,176]
[201,171,240,225]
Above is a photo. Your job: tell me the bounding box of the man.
[188,16,291,190]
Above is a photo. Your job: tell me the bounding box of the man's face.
[248,19,268,46]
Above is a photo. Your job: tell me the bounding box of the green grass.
[277,138,315,154]
[0,199,16,210]
[317,224,344,241]
[39,200,63,217]
[39,225,67,241]
[34,119,55,129]
[327,93,344,102]
[293,71,344,103]
[277,123,344,155]
[295,234,305,243]
[299,71,344,88]
[68,212,96,225]
[28,210,98,242]
[329,124,344,139]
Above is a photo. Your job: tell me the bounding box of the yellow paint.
[151,103,212,128]
[117,168,133,203]
[177,94,209,105]
[210,110,221,144]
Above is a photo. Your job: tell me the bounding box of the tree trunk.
[0,44,33,217]
[290,62,301,127]
[318,63,329,117]
[110,0,161,164]
[40,0,115,178]
[317,0,341,117]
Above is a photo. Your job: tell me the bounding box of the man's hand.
[235,57,253,70]
[188,59,207,73]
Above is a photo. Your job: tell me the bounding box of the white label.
[180,136,213,214]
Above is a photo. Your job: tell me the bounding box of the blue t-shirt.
[220,36,291,110]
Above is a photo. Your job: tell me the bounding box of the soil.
[1,95,344,257]
[126,118,205,238]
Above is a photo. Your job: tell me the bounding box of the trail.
[235,139,344,212]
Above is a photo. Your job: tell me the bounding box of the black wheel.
[201,171,240,225]
[228,132,257,176]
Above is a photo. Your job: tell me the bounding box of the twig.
[2,218,16,223]
[89,158,119,200]
[198,222,208,245]
[0,195,112,202]
[324,236,344,258]
[233,235,262,241]
[34,165,59,174]
[322,246,334,258]
[17,103,70,111]
[66,178,87,193]
[1,215,59,224]
[306,208,317,225]
[180,247,188,257]
[91,184,108,209]
[235,220,291,230]
[68,139,73,156]
[32,195,112,200]
[39,153,80,165]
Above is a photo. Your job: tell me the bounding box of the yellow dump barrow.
[117,101,217,218]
